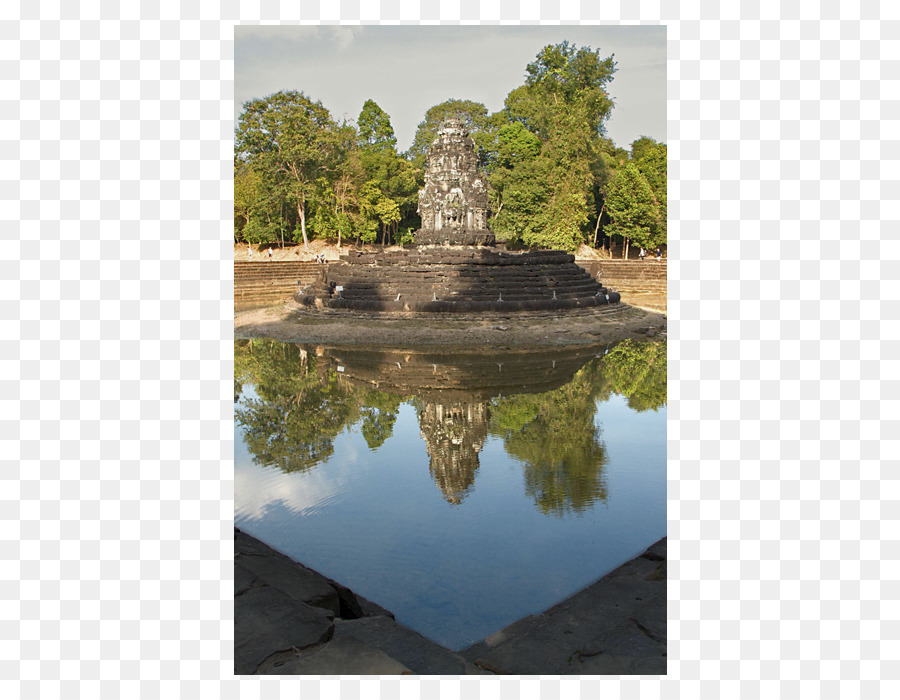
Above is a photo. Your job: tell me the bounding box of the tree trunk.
[592,205,604,247]
[298,197,309,248]
[337,202,343,249]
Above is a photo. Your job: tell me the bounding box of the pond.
[234,339,666,651]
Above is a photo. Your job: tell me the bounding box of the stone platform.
[234,528,666,675]
[295,247,621,313]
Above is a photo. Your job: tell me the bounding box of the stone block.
[235,531,340,615]
[269,635,413,675]
[234,585,334,675]
[333,617,473,675]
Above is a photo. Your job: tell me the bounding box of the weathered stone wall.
[235,261,321,304]
[575,259,667,294]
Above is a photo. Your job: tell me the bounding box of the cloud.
[234,25,667,150]
[327,25,362,51]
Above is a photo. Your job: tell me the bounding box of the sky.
[234,25,666,153]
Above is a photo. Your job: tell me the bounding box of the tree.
[604,162,664,255]
[234,163,265,242]
[488,42,617,251]
[630,137,667,246]
[357,99,397,150]
[355,100,417,246]
[235,91,349,248]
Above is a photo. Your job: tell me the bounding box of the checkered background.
[2,0,895,697]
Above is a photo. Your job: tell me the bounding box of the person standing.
[656,247,662,261]
[268,247,273,260]
[247,244,253,259]
[640,247,646,261]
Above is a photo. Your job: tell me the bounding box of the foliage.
[357,99,397,150]
[486,42,617,251]
[630,137,667,242]
[603,162,664,250]
[232,46,664,252]
[235,91,350,247]
[355,101,418,245]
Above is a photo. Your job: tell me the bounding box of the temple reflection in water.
[234,339,666,515]
[418,399,489,504]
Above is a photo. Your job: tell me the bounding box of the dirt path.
[234,300,666,349]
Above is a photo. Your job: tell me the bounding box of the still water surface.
[234,339,666,650]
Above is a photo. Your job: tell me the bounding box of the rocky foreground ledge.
[235,529,667,675]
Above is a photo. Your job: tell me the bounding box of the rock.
[322,575,395,620]
[333,616,477,675]
[235,530,340,615]
[642,538,667,562]
[571,616,666,675]
[269,635,413,675]
[235,563,261,597]
[234,585,334,675]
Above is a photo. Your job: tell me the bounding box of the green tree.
[629,137,667,247]
[489,42,617,251]
[234,163,263,241]
[357,99,397,150]
[355,100,418,245]
[604,162,664,255]
[235,91,349,248]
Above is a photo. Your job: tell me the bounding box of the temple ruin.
[414,118,494,246]
[296,118,620,313]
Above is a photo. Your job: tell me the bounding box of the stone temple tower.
[414,118,495,246]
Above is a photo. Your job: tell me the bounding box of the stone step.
[331,617,485,675]
[459,539,667,675]
[333,282,602,296]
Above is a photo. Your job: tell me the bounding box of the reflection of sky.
[234,381,666,651]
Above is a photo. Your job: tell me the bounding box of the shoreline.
[234,299,666,349]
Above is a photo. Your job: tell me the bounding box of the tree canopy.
[233,43,664,254]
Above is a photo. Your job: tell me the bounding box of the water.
[234,339,666,650]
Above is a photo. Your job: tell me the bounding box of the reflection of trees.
[597,339,667,412]
[234,339,665,511]
[234,340,402,472]
[354,387,402,450]
[489,361,608,516]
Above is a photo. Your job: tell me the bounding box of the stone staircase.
[299,248,621,312]
[575,259,667,294]
[234,261,321,305]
